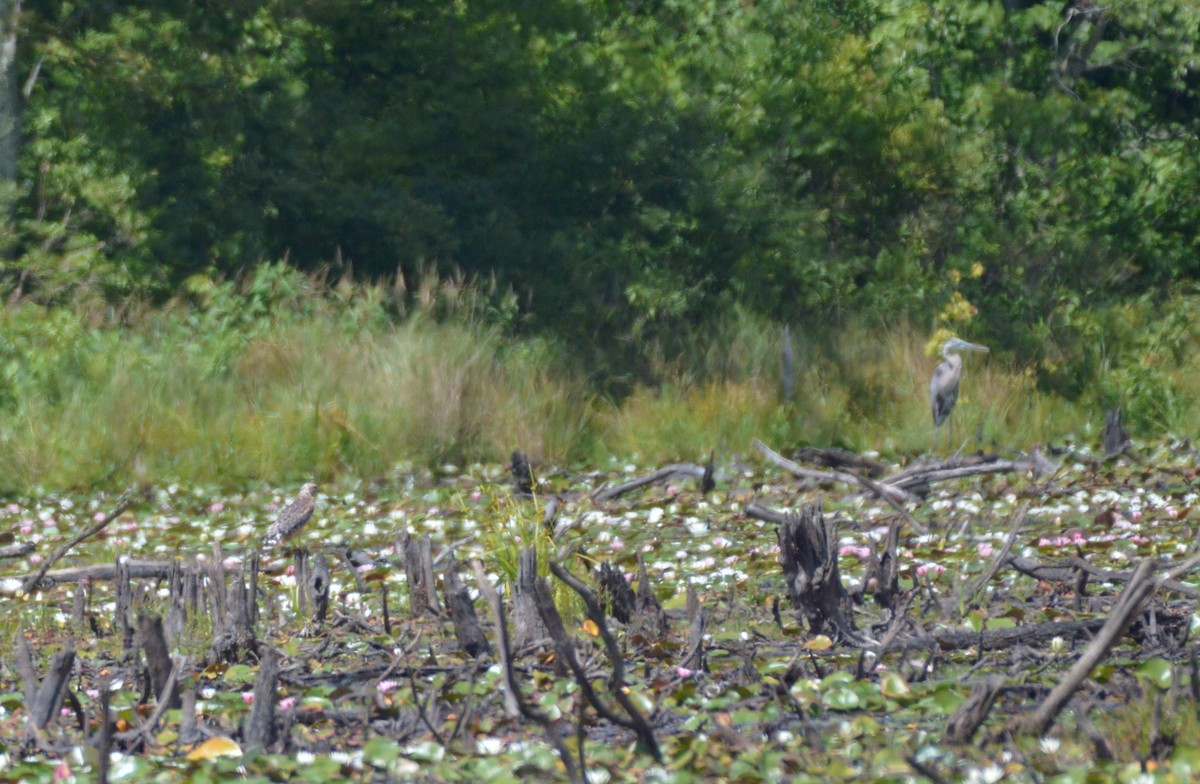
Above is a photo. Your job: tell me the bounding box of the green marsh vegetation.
[0,267,1197,490]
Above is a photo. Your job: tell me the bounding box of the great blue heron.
[930,338,988,453]
[261,482,319,550]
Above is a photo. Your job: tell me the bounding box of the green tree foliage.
[0,0,1198,388]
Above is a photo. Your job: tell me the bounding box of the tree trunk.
[0,1,20,187]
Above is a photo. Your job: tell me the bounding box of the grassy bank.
[1,270,1197,492]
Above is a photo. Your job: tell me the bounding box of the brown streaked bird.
[261,482,319,550]
[930,338,988,454]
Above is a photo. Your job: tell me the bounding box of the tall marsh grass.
[1,271,1197,491]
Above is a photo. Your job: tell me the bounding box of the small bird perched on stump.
[261,483,319,551]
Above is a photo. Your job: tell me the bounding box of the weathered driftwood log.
[794,447,886,479]
[887,618,1104,654]
[777,503,856,637]
[754,439,906,501]
[943,675,1006,745]
[444,559,489,658]
[593,463,712,502]
[1020,559,1161,734]
[21,487,137,593]
[513,547,550,652]
[0,541,34,559]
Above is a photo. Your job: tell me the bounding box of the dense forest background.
[0,0,1198,485]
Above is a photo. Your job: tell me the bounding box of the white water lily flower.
[1039,737,1060,753]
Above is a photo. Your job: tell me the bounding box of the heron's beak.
[965,342,988,352]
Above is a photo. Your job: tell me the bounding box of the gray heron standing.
[930,338,988,453]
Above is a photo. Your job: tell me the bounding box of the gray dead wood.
[701,450,716,495]
[943,675,1006,744]
[30,639,76,730]
[307,552,330,625]
[94,687,111,784]
[859,520,903,612]
[0,541,34,559]
[211,567,258,663]
[14,559,202,588]
[15,635,38,705]
[471,561,581,783]
[596,562,636,624]
[21,487,137,593]
[777,503,857,638]
[634,553,668,639]
[593,463,710,502]
[1103,407,1130,459]
[513,547,550,652]
[444,559,489,658]
[963,503,1029,608]
[1021,559,1158,734]
[71,580,88,629]
[115,557,135,657]
[794,447,886,478]
[295,551,309,618]
[884,618,1105,654]
[113,655,188,749]
[511,449,535,495]
[138,613,181,709]
[247,551,260,629]
[400,529,439,618]
[165,561,186,645]
[549,559,662,761]
[534,567,657,740]
[680,585,707,672]
[1007,556,1200,600]
[470,561,521,720]
[781,325,795,403]
[243,647,280,752]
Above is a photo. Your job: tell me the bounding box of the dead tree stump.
[444,559,490,658]
[243,647,279,752]
[211,567,258,663]
[513,547,550,652]
[1103,407,1130,459]
[138,613,181,709]
[777,503,855,637]
[634,554,668,639]
[510,449,535,495]
[29,639,76,730]
[306,552,330,625]
[114,556,134,657]
[596,562,637,625]
[400,529,439,618]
